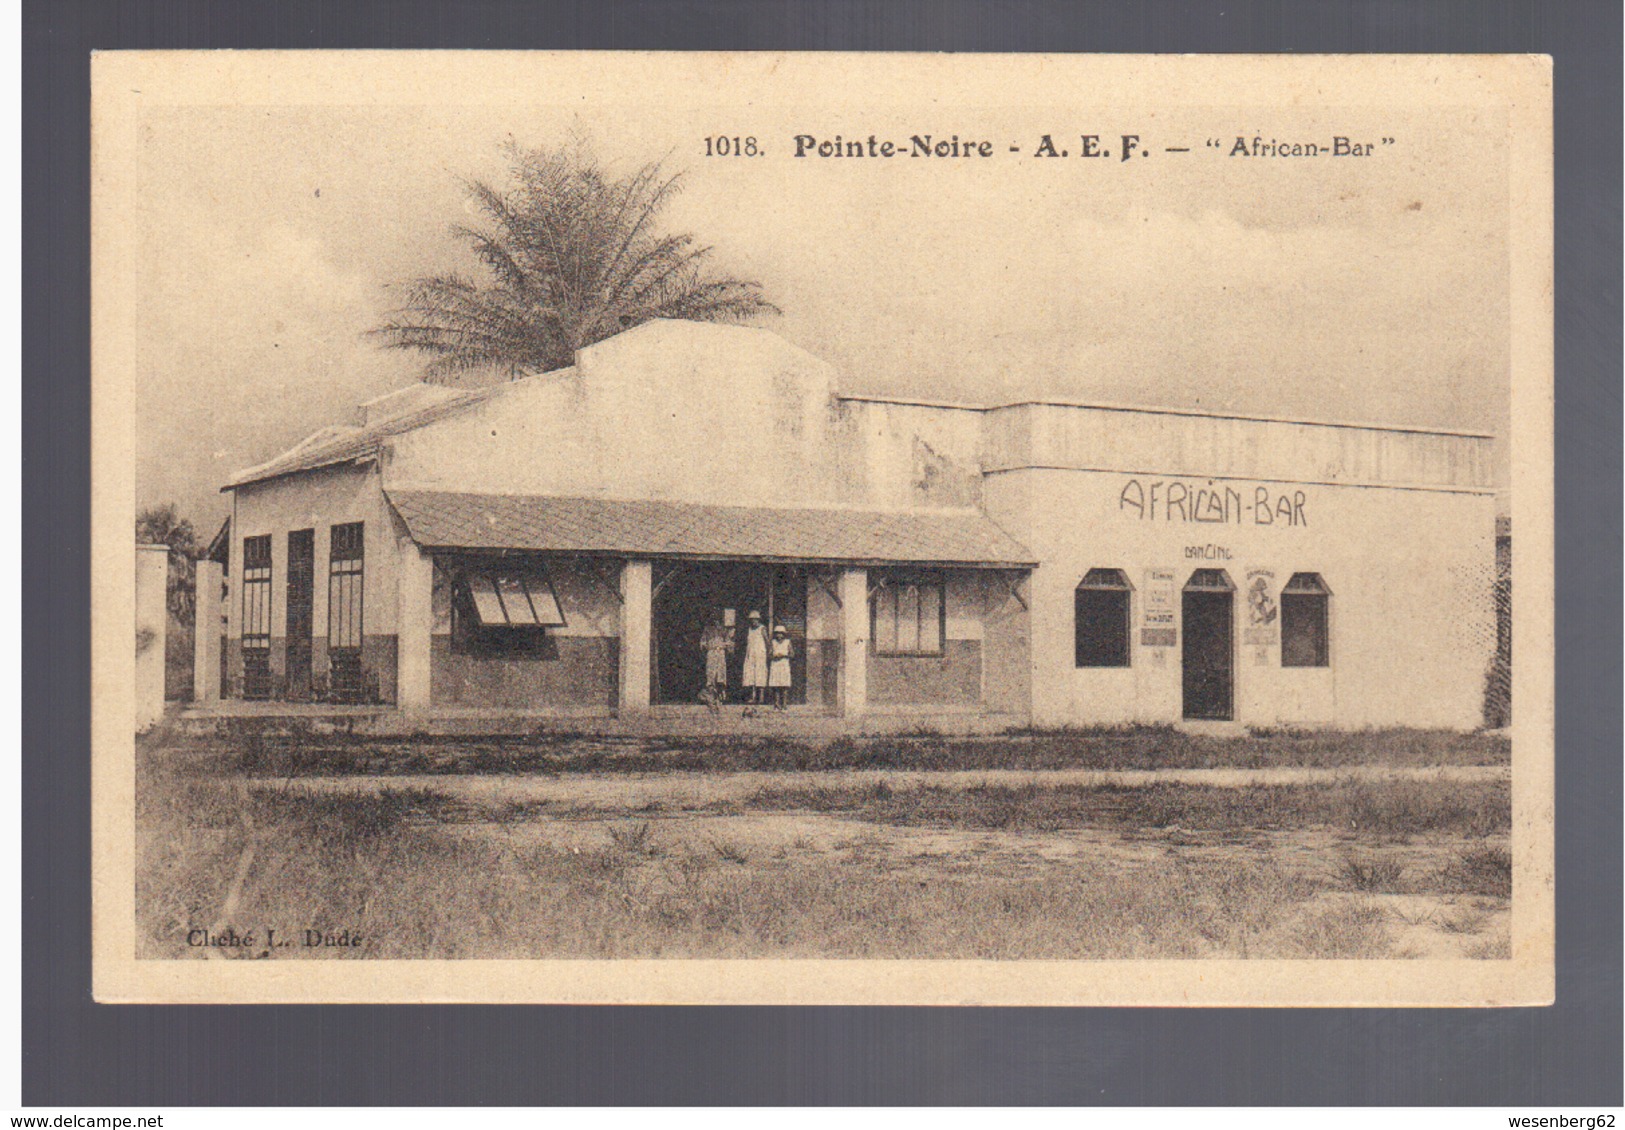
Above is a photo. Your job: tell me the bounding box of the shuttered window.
[871,572,945,657]
[451,564,566,658]
[464,572,566,628]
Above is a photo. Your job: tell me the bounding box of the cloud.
[136,219,416,525]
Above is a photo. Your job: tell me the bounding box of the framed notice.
[1142,568,1177,647]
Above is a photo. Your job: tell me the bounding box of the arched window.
[1075,568,1132,667]
[1281,572,1330,667]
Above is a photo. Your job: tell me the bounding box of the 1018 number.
[704,136,760,157]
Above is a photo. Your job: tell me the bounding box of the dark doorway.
[285,528,314,700]
[651,562,807,705]
[1182,569,1234,721]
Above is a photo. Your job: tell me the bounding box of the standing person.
[768,623,794,711]
[698,610,734,713]
[741,609,769,714]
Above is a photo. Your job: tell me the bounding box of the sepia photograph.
[91,51,1554,1005]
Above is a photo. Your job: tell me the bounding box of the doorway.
[1182,568,1234,721]
[651,562,807,705]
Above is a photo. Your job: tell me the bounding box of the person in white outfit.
[741,609,769,711]
[768,623,794,711]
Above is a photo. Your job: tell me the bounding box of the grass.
[1467,937,1513,960]
[135,732,1512,963]
[1337,855,1407,893]
[1439,906,1491,935]
[705,836,750,865]
[606,821,656,855]
[1288,900,1391,959]
[166,725,1510,780]
[140,772,1377,960]
[740,778,1510,839]
[1434,845,1514,899]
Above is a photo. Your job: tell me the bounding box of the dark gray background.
[24,0,1622,1106]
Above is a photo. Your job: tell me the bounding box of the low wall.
[867,639,983,706]
[430,635,620,709]
[225,634,398,703]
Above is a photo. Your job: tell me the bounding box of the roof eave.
[405,543,1036,570]
[222,451,379,492]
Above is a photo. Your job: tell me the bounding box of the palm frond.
[374,140,776,383]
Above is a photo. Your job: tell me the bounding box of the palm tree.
[373,141,778,380]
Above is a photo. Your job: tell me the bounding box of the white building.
[196,320,1496,730]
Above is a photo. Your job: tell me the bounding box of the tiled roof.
[386,490,1036,568]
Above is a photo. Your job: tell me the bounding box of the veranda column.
[838,567,868,718]
[396,546,434,709]
[192,559,223,702]
[618,559,653,714]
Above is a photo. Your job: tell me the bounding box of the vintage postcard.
[92,51,1553,1005]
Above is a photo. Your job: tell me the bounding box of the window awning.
[1184,568,1235,591]
[387,489,1036,569]
[1078,568,1132,590]
[1282,572,1331,595]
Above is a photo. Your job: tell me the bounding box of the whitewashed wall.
[135,545,169,731]
[385,321,840,508]
[983,402,1490,490]
[227,463,403,650]
[382,320,986,514]
[984,466,1496,729]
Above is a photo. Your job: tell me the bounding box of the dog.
[697,682,724,715]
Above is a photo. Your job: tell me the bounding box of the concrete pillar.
[135,545,169,732]
[396,546,435,709]
[192,559,223,702]
[618,559,652,714]
[838,567,868,718]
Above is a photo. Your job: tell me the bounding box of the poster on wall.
[1142,568,1178,647]
[1243,568,1279,646]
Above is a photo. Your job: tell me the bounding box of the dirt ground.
[272,767,1511,960]
[456,816,1507,959]
[277,763,1508,809]
[138,723,1513,961]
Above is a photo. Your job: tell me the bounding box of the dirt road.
[269,763,1508,809]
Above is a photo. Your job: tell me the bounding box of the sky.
[131,92,1511,533]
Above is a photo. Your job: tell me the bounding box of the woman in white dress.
[768,624,794,711]
[741,609,769,709]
